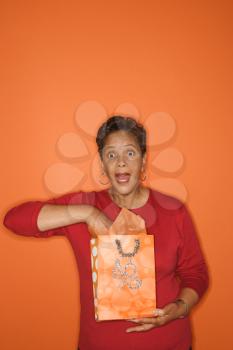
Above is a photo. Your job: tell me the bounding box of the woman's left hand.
[126,303,181,333]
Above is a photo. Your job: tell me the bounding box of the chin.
[111,180,139,195]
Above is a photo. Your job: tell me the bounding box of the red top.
[3,188,209,350]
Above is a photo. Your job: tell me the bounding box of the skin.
[100,130,148,209]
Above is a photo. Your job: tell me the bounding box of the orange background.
[1,1,233,349]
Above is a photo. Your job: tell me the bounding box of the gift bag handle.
[115,238,140,257]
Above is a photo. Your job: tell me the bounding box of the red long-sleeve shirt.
[3,187,209,350]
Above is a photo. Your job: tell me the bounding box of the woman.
[3,116,208,350]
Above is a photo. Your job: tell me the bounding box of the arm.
[175,203,209,303]
[3,191,95,237]
[3,192,90,237]
[3,191,112,238]
[37,203,95,231]
[37,202,112,237]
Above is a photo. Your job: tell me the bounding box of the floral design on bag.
[112,238,142,290]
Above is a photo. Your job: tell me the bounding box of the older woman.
[3,116,208,350]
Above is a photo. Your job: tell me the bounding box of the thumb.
[153,308,166,317]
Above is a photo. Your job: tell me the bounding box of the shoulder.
[149,187,185,215]
[149,188,194,235]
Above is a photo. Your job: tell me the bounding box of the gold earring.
[99,171,110,185]
[140,170,147,182]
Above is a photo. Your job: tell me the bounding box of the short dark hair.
[96,115,147,158]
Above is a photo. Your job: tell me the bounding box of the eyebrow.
[104,144,138,150]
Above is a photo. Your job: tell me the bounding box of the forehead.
[104,130,139,149]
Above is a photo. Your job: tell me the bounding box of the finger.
[129,317,157,324]
[126,323,155,333]
[129,308,165,323]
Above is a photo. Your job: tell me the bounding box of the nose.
[117,153,127,167]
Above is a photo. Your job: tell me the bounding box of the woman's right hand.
[85,206,112,237]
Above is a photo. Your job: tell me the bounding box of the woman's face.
[100,130,146,195]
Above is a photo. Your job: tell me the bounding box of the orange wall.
[1,1,233,349]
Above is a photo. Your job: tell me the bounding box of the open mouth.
[115,172,131,183]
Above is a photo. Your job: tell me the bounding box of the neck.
[108,184,147,209]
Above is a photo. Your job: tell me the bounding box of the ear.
[142,153,147,170]
[99,157,105,174]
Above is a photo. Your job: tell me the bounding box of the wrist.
[84,205,99,224]
[172,298,189,319]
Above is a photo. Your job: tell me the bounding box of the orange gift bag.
[90,208,156,321]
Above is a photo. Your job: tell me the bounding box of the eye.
[107,152,116,160]
[127,150,135,157]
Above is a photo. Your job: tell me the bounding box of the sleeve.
[3,191,95,238]
[175,204,209,299]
